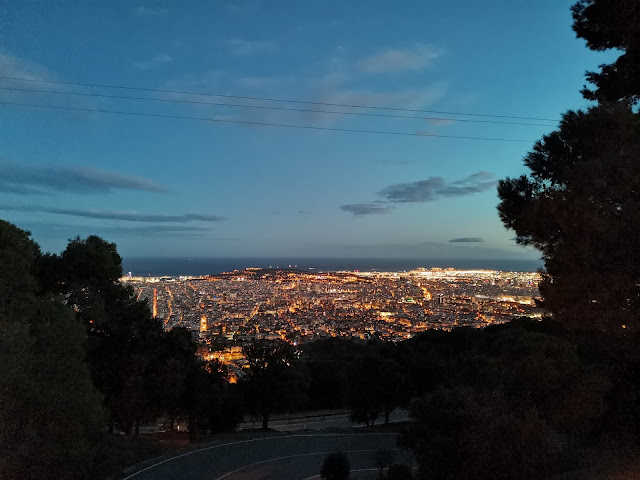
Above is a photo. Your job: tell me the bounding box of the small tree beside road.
[320,451,350,480]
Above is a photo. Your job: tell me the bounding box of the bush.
[320,451,350,480]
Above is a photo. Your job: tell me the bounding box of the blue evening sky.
[0,0,614,259]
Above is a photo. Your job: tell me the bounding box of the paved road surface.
[123,433,412,480]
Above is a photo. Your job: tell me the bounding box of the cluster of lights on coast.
[122,266,541,380]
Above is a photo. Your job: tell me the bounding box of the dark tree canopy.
[387,464,413,480]
[404,388,553,480]
[61,235,123,289]
[0,222,103,480]
[498,104,640,332]
[320,451,350,480]
[242,341,308,429]
[572,0,640,104]
[0,220,40,318]
[348,347,409,426]
[50,235,198,436]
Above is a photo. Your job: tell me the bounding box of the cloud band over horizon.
[0,204,226,223]
[449,237,485,243]
[339,203,392,217]
[0,163,170,195]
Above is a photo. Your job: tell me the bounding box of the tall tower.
[152,288,158,318]
[200,315,208,333]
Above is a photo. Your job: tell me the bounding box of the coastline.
[122,257,544,277]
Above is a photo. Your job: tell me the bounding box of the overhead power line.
[0,100,537,143]
[0,85,556,127]
[0,75,559,122]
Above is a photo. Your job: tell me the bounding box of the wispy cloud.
[0,53,97,109]
[302,83,447,128]
[416,130,440,137]
[237,75,290,89]
[449,237,485,243]
[357,43,442,74]
[339,203,392,217]
[376,159,414,167]
[379,172,496,203]
[161,69,229,95]
[19,221,215,238]
[225,1,260,14]
[0,204,226,223]
[132,54,172,70]
[314,84,448,111]
[134,6,168,16]
[0,53,63,103]
[227,38,276,56]
[0,163,169,195]
[0,53,52,83]
[341,173,496,217]
[107,225,212,233]
[426,118,455,126]
[159,44,446,129]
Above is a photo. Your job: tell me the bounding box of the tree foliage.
[320,451,350,480]
[374,449,396,478]
[387,464,413,480]
[400,319,618,479]
[498,1,640,333]
[44,235,175,434]
[0,219,40,317]
[572,0,640,104]
[403,388,553,480]
[498,104,640,332]
[348,348,408,426]
[242,340,308,429]
[0,221,103,480]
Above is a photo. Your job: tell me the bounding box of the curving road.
[122,433,412,480]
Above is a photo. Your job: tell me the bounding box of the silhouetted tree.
[51,235,179,434]
[150,327,197,431]
[302,338,366,410]
[0,221,103,480]
[498,104,640,333]
[85,284,163,434]
[348,346,408,426]
[348,355,383,426]
[242,341,308,429]
[204,371,244,433]
[182,358,242,438]
[399,329,457,398]
[468,322,611,435]
[374,449,396,479]
[41,234,240,440]
[305,360,350,409]
[320,451,350,480]
[403,387,553,480]
[183,361,210,440]
[498,1,640,333]
[387,464,413,480]
[572,0,640,104]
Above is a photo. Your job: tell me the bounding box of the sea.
[122,257,543,277]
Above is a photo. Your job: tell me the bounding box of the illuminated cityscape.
[124,267,541,374]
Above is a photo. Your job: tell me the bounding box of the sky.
[0,0,616,259]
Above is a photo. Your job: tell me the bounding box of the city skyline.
[0,1,615,258]
[126,267,542,349]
